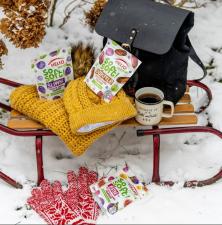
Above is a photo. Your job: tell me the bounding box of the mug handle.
[162,100,174,118]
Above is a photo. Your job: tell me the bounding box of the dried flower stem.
[48,0,58,27]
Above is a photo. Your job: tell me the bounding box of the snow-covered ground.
[0,0,222,224]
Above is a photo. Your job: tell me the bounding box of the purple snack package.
[32,48,74,100]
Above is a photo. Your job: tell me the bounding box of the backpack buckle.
[121,29,137,52]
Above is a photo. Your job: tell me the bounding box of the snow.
[0,0,222,224]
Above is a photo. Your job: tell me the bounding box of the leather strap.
[161,0,207,81]
[188,37,207,81]
[121,29,137,52]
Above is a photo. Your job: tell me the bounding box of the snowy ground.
[0,0,222,224]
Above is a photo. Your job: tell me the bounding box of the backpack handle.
[188,37,207,82]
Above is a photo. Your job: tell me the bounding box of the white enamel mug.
[135,87,174,125]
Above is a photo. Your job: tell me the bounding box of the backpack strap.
[188,38,207,81]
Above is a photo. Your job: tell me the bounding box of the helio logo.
[115,58,128,71]
[48,58,65,67]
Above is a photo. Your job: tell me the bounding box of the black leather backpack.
[95,0,207,104]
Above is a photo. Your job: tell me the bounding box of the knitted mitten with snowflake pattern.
[27,180,85,225]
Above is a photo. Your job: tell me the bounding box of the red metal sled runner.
[0,77,221,189]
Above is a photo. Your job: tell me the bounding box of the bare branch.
[59,0,87,28]
[47,0,58,27]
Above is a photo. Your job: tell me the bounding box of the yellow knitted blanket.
[10,78,136,156]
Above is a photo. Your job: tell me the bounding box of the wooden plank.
[8,112,197,130]
[185,85,190,93]
[8,118,45,130]
[178,94,191,103]
[8,95,195,130]
[160,115,197,125]
[122,114,197,126]
[8,110,45,129]
[164,104,194,114]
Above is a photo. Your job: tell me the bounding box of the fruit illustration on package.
[97,91,104,98]
[136,185,142,191]
[106,47,114,56]
[103,90,113,101]
[115,49,127,56]
[36,61,46,69]
[67,55,72,61]
[65,67,72,75]
[108,176,115,181]
[90,67,95,79]
[116,77,130,84]
[107,203,118,215]
[119,173,128,179]
[99,197,105,206]
[130,176,140,185]
[38,86,46,94]
[99,51,105,64]
[37,75,43,81]
[143,186,148,192]
[98,178,106,187]
[95,190,100,195]
[131,55,139,68]
[49,50,58,57]
[53,96,60,100]
[124,199,133,207]
[111,84,119,92]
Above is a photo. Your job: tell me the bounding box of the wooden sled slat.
[8,118,45,130]
[160,115,197,125]
[8,111,197,130]
[122,115,197,126]
[7,89,195,130]
[179,94,191,103]
[164,104,194,114]
[8,110,45,130]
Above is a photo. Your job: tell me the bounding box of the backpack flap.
[95,0,194,55]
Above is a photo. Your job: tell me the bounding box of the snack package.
[85,40,142,102]
[32,48,73,100]
[90,166,148,216]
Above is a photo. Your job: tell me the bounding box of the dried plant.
[72,43,95,78]
[0,0,50,49]
[0,0,13,8]
[0,39,8,69]
[85,0,108,30]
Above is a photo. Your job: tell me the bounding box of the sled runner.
[1,77,221,189]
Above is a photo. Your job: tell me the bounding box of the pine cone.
[72,43,95,78]
[85,0,108,30]
[0,0,50,49]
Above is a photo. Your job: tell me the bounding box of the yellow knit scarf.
[10,78,136,156]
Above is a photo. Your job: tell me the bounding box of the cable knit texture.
[64,77,137,135]
[9,78,136,156]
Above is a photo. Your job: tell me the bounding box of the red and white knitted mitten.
[27,180,84,225]
[77,167,100,224]
[63,171,80,212]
